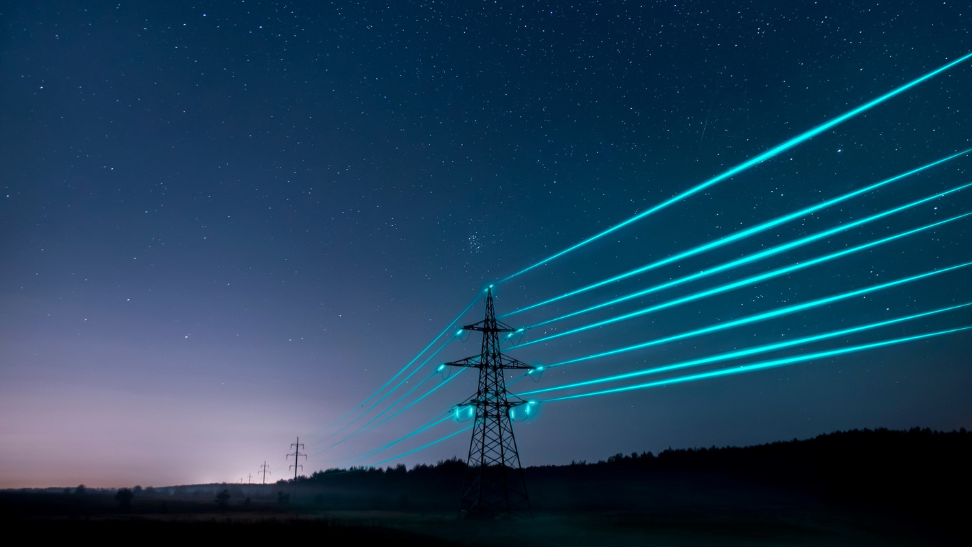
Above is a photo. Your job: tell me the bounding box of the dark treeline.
[308,427,968,484]
[4,428,969,518]
[285,427,970,515]
[4,427,968,545]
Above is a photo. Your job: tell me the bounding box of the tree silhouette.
[114,488,133,510]
[74,484,86,495]
[215,489,231,510]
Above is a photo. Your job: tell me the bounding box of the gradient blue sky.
[1,0,970,488]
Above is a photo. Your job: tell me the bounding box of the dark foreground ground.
[3,502,965,546]
[5,428,969,546]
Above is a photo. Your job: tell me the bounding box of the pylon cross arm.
[445,354,535,370]
[459,318,516,333]
[444,355,486,368]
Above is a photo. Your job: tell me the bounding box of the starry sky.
[1,1,971,488]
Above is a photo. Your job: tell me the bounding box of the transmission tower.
[287,437,306,481]
[445,287,534,518]
[258,461,272,484]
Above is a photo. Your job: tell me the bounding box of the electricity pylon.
[287,438,306,481]
[445,287,534,518]
[258,461,272,484]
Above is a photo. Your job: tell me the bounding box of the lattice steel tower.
[445,287,534,518]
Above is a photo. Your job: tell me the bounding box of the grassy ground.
[3,498,965,546]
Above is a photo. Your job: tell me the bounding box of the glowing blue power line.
[316,335,461,450]
[529,185,972,328]
[498,52,972,285]
[308,295,478,443]
[335,365,478,464]
[502,150,971,318]
[339,372,437,442]
[518,303,970,397]
[514,215,971,348]
[366,425,474,468]
[319,372,438,450]
[347,413,453,465]
[353,368,468,440]
[518,260,972,365]
[539,327,971,403]
[319,412,452,463]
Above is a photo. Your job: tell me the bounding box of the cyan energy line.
[540,327,971,403]
[321,371,438,451]
[530,184,972,329]
[319,410,452,462]
[340,372,437,443]
[514,213,972,348]
[356,367,468,440]
[347,413,456,466]
[498,52,972,285]
[340,365,477,463]
[309,295,477,444]
[320,335,461,450]
[518,303,970,397]
[503,149,971,318]
[366,425,475,467]
[521,260,972,367]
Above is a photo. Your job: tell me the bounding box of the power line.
[344,368,468,447]
[502,149,970,318]
[311,334,461,450]
[497,52,972,284]
[368,425,473,468]
[538,327,971,403]
[347,413,454,466]
[518,303,971,397]
[306,295,479,442]
[527,184,972,329]
[517,261,972,369]
[512,225,972,350]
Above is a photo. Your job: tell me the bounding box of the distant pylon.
[258,461,272,484]
[287,437,306,480]
[446,287,534,518]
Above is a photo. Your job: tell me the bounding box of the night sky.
[2,1,971,489]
